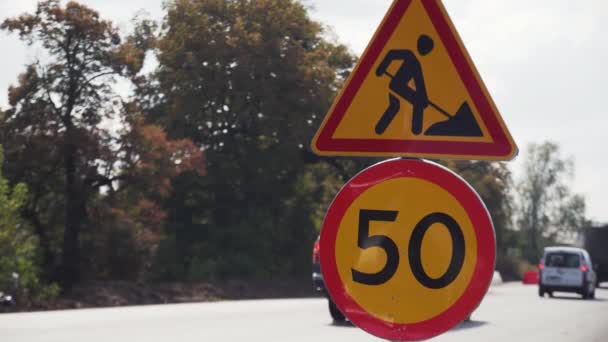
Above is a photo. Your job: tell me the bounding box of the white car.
[538,246,597,299]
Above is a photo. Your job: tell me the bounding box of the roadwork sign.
[320,159,495,341]
[312,0,517,161]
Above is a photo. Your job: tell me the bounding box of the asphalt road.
[1,283,607,342]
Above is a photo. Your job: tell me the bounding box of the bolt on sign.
[311,0,517,161]
[320,159,495,341]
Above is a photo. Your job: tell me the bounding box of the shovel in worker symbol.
[374,35,483,138]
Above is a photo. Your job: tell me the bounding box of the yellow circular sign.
[335,177,477,323]
[320,159,495,341]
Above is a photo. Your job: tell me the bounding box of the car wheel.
[582,285,590,299]
[538,287,545,297]
[328,298,346,322]
[585,283,595,300]
[548,291,554,298]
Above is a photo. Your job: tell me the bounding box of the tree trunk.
[23,209,56,280]
[59,137,86,290]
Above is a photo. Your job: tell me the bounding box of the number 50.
[352,209,465,289]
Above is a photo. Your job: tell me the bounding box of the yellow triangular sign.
[312,0,518,161]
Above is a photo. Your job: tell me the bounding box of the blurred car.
[538,246,597,299]
[312,235,345,322]
[0,291,15,307]
[0,273,19,308]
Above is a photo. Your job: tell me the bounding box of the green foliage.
[1,0,204,288]
[2,1,590,300]
[0,147,58,300]
[141,0,355,280]
[0,159,32,290]
[495,254,536,281]
[515,142,587,263]
[446,161,516,276]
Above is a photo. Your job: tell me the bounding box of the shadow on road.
[548,295,607,302]
[329,319,489,331]
[330,320,355,328]
[450,320,488,331]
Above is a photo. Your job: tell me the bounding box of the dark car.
[0,291,15,307]
[312,235,345,322]
[1,272,18,308]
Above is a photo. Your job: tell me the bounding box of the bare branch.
[83,71,117,86]
[84,174,130,189]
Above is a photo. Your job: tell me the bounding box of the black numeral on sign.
[408,213,465,289]
[351,210,465,289]
[351,210,400,285]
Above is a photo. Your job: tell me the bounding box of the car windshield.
[545,252,581,268]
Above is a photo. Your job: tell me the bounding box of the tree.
[0,145,57,301]
[0,147,33,290]
[516,142,586,262]
[1,1,204,288]
[445,160,519,277]
[447,161,513,250]
[140,0,354,280]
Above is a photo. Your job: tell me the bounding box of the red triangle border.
[314,0,516,160]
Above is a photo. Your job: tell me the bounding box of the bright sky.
[1,0,608,222]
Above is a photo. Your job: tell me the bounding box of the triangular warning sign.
[312,0,518,161]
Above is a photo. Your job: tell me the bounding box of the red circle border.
[320,159,496,341]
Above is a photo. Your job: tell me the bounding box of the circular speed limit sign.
[320,159,495,341]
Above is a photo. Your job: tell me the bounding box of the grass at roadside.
[3,276,317,313]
